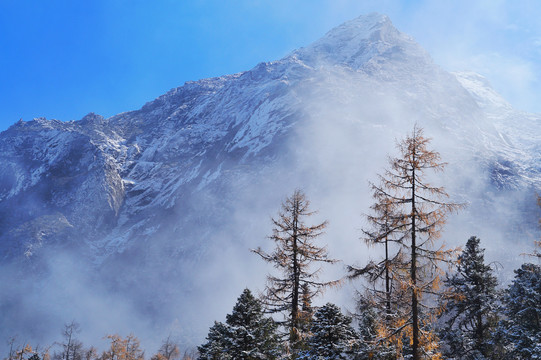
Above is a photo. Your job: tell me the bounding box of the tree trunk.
[385,236,391,321]
[291,200,300,344]
[476,310,483,354]
[411,161,419,360]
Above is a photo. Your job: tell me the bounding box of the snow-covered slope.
[1,13,540,348]
[454,71,541,186]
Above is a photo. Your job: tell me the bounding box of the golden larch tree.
[368,126,463,359]
[253,189,339,356]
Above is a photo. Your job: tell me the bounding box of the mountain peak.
[291,13,429,70]
[338,12,393,36]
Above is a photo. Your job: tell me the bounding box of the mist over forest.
[1,12,541,360]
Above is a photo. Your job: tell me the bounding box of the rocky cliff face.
[1,13,540,347]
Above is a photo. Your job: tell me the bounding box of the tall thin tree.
[370,126,463,359]
[349,183,408,317]
[348,182,409,356]
[55,321,83,360]
[253,189,339,355]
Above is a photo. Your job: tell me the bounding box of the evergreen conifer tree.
[495,263,541,359]
[198,288,281,360]
[299,303,359,360]
[198,322,232,360]
[438,236,499,359]
[355,297,396,360]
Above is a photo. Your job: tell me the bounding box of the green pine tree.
[198,321,232,360]
[494,263,541,359]
[355,297,396,360]
[439,236,499,359]
[300,303,359,360]
[198,289,281,360]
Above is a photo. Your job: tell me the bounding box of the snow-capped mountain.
[1,13,540,348]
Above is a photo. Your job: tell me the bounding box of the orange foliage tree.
[99,334,144,360]
[361,126,463,359]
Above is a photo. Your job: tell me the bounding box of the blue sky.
[1,0,540,131]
